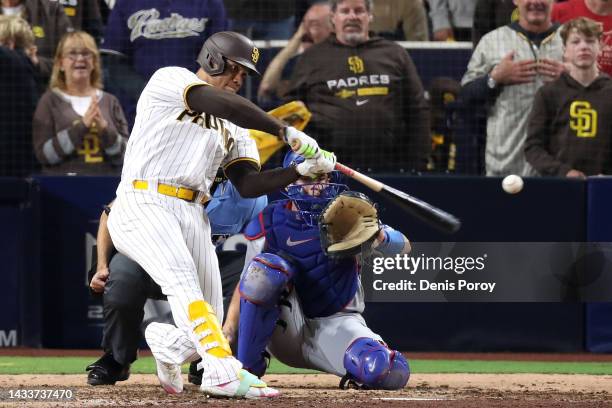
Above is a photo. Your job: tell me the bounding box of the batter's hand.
[284,126,320,158]
[296,149,336,177]
[90,267,110,293]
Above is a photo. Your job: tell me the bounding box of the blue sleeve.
[206,0,228,35]
[375,225,406,256]
[101,0,130,56]
[207,181,268,235]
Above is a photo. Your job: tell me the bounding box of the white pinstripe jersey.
[120,67,260,193]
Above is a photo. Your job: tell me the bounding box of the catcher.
[216,150,411,389]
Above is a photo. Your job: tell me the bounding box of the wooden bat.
[290,141,461,233]
[333,162,461,233]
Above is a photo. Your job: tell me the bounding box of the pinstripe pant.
[108,189,241,386]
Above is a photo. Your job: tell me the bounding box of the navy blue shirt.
[102,0,228,79]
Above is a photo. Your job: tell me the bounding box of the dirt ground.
[1,351,611,407]
[1,372,611,408]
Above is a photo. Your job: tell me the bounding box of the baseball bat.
[334,162,461,233]
[290,142,461,233]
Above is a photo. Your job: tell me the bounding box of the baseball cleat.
[200,369,279,399]
[154,359,183,394]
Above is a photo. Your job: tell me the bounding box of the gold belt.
[132,180,209,204]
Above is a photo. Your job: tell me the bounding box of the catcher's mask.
[197,31,261,76]
[282,150,347,227]
[319,191,380,258]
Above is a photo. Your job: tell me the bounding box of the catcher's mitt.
[319,191,380,257]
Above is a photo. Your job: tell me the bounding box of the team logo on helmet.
[252,47,260,64]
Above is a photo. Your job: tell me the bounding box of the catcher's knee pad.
[239,253,294,307]
[342,337,410,390]
[188,300,232,358]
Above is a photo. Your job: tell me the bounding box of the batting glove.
[284,126,320,159]
[295,150,336,177]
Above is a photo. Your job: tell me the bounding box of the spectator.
[100,0,227,126]
[428,0,477,41]
[257,2,332,105]
[472,0,518,46]
[0,15,39,176]
[224,0,295,40]
[98,0,114,26]
[32,31,128,175]
[427,77,460,172]
[369,0,428,41]
[1,0,72,79]
[552,0,612,77]
[58,0,103,43]
[525,17,612,178]
[101,0,227,81]
[461,0,565,176]
[286,0,430,173]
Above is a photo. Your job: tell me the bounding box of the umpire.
[85,178,266,385]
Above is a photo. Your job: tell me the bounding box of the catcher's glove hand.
[319,191,380,257]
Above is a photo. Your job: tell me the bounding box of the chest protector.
[261,201,358,318]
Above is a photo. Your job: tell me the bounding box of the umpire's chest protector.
[262,202,359,318]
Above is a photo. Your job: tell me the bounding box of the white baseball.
[502,175,524,194]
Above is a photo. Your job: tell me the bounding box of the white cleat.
[201,369,280,399]
[154,359,183,394]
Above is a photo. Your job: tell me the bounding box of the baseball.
[502,175,524,194]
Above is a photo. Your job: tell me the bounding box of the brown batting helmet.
[197,31,260,76]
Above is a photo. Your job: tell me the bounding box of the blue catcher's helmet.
[282,150,347,226]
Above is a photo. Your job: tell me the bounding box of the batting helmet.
[197,31,261,76]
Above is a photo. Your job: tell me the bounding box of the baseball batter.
[221,151,411,390]
[106,31,335,399]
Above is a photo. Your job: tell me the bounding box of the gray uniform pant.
[268,290,382,376]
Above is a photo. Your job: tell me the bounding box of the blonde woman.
[33,31,128,175]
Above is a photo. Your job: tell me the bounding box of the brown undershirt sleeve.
[224,160,300,198]
[186,84,286,138]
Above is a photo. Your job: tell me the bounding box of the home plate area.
[1,373,611,407]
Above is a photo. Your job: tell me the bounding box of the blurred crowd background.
[1,0,611,178]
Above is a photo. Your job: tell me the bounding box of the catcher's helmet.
[197,31,261,76]
[282,150,347,226]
